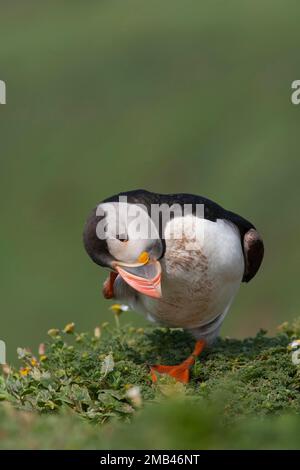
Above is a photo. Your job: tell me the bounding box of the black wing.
[242,228,264,282]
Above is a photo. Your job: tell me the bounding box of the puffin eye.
[116,233,128,242]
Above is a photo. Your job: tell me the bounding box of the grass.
[1,313,300,449]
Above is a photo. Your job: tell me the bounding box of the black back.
[103,189,255,238]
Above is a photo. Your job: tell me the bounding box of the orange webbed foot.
[150,339,206,384]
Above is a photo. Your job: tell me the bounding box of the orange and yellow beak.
[113,252,162,299]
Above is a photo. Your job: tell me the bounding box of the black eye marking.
[116,234,129,242]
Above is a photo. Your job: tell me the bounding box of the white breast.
[138,215,245,331]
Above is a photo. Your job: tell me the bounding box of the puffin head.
[83,200,163,298]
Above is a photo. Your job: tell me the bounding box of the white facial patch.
[96,201,160,263]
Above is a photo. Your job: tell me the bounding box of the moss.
[1,317,300,448]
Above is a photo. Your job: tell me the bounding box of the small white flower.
[38,343,46,356]
[100,353,115,376]
[126,386,142,407]
[292,350,300,365]
[290,339,300,350]
[109,304,130,315]
[94,326,101,339]
[2,364,11,375]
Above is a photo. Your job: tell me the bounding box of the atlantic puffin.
[83,190,264,383]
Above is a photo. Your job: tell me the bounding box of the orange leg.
[103,272,118,299]
[150,339,206,384]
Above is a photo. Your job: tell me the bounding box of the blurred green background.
[0,0,299,363]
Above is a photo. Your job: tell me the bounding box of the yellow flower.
[20,367,31,377]
[109,304,129,316]
[47,328,60,337]
[40,355,47,362]
[30,358,38,367]
[63,322,75,334]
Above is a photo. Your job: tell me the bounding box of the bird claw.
[150,339,206,384]
[150,364,190,383]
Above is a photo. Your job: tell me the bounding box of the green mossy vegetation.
[1,316,300,449]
